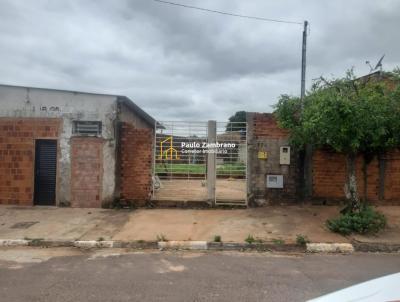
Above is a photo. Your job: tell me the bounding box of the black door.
[34,140,57,205]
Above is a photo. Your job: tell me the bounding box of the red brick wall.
[119,123,153,205]
[313,149,400,203]
[0,118,60,205]
[384,150,400,201]
[312,149,346,199]
[252,113,289,139]
[70,137,103,208]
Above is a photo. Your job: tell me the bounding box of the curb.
[351,240,400,253]
[1,239,397,253]
[158,241,208,250]
[306,243,354,253]
[0,239,311,253]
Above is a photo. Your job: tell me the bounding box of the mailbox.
[280,146,290,165]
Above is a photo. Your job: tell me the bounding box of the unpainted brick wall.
[70,137,103,208]
[253,113,290,139]
[312,149,400,204]
[119,122,153,205]
[385,150,400,201]
[247,113,299,205]
[0,118,60,205]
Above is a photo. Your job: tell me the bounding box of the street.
[0,248,400,302]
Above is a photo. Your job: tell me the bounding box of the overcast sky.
[0,0,399,121]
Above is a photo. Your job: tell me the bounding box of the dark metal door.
[34,140,57,205]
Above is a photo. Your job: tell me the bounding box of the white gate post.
[207,120,217,205]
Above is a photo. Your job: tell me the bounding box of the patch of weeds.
[272,238,285,245]
[97,237,105,242]
[327,206,386,235]
[24,237,44,245]
[245,234,255,244]
[296,234,310,246]
[156,234,168,242]
[137,240,145,244]
[213,235,222,242]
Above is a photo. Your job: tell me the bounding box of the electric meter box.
[266,175,284,188]
[280,146,291,165]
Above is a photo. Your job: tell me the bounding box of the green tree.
[274,69,400,211]
[226,111,246,132]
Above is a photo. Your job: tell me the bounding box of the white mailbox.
[280,146,290,165]
[266,175,283,188]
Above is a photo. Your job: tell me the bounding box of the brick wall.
[312,149,346,199]
[385,150,400,201]
[312,149,400,204]
[70,137,103,208]
[0,118,60,205]
[119,122,153,205]
[247,113,299,205]
[252,113,289,139]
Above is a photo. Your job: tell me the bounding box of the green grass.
[155,163,206,174]
[155,163,245,175]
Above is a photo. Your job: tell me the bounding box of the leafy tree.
[274,69,400,212]
[226,111,246,132]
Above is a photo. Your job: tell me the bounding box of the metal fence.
[215,121,247,205]
[152,120,247,205]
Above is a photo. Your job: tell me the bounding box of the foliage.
[275,69,400,154]
[245,234,255,244]
[226,111,247,132]
[274,68,400,209]
[296,234,310,246]
[327,206,386,235]
[213,235,222,242]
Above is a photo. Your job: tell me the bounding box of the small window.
[73,121,102,136]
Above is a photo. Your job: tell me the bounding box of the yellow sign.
[258,151,268,159]
[159,136,179,160]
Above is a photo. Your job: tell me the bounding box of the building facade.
[0,84,155,207]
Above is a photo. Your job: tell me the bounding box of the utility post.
[300,20,308,105]
[301,20,312,199]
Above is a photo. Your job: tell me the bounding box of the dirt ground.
[153,179,246,202]
[0,205,399,244]
[113,207,347,243]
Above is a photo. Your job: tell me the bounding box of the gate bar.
[207,120,216,205]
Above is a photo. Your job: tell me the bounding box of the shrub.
[245,234,255,244]
[327,206,386,235]
[296,234,310,246]
[213,235,222,242]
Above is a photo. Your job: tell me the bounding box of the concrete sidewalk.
[0,205,398,245]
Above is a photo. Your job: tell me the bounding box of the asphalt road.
[0,248,400,302]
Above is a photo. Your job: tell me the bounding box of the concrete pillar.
[207,120,216,205]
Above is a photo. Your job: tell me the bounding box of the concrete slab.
[0,206,129,241]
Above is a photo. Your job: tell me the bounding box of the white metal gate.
[153,120,247,206]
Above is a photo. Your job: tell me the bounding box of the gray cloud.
[0,0,399,121]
